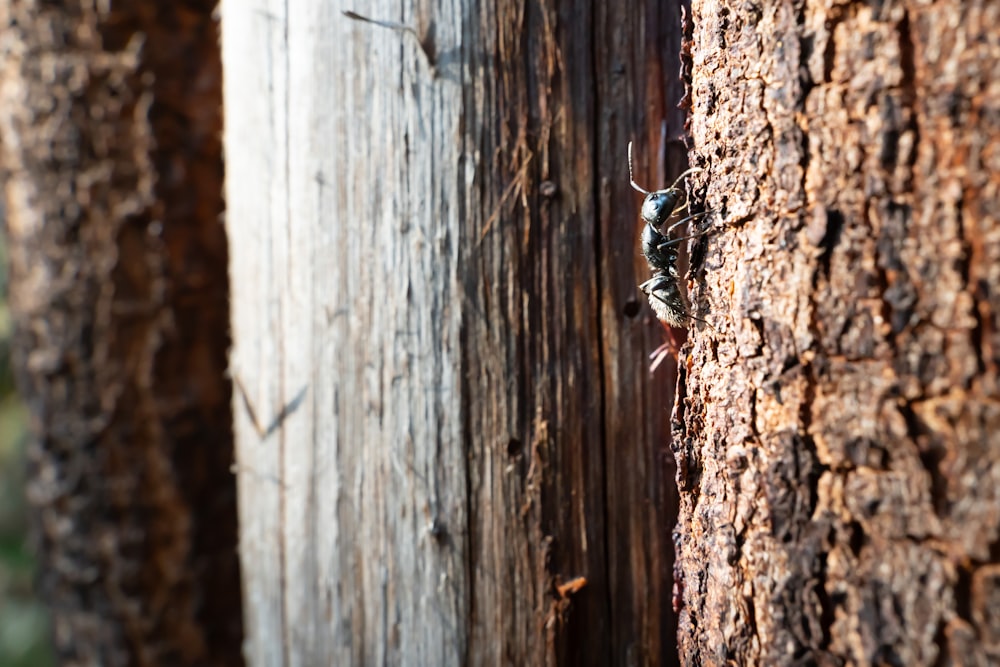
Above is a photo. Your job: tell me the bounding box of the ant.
[628,142,712,368]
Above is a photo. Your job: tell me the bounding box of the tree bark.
[676,0,1000,664]
[0,3,242,665]
[225,0,686,665]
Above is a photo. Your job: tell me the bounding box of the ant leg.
[649,288,681,309]
[669,200,690,218]
[648,323,685,372]
[687,312,715,329]
[662,210,711,237]
[639,274,671,295]
[655,227,712,252]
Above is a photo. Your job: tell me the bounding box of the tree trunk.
[224,0,686,665]
[0,3,242,665]
[676,0,1000,664]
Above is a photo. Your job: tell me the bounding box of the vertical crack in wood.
[587,1,616,660]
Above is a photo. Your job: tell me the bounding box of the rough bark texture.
[676,0,1000,664]
[225,0,686,665]
[0,3,242,665]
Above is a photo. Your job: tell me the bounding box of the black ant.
[628,142,712,366]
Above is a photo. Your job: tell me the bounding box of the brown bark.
[0,3,242,665]
[676,0,1000,664]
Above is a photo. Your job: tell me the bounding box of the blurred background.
[0,217,54,667]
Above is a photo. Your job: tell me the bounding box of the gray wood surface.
[225,3,467,665]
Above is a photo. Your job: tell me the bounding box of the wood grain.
[224,0,688,664]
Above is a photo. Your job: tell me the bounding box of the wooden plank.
[595,3,689,665]
[224,1,468,664]
[225,1,688,664]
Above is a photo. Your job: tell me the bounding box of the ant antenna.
[628,142,650,195]
[665,166,705,191]
[629,141,705,195]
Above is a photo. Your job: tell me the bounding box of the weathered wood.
[595,3,690,665]
[676,0,1000,664]
[0,2,242,665]
[225,0,687,664]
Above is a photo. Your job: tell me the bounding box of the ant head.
[629,141,706,228]
[641,192,674,227]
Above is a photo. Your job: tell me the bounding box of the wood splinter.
[556,576,588,599]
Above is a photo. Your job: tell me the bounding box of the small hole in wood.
[506,438,522,458]
[623,299,641,318]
